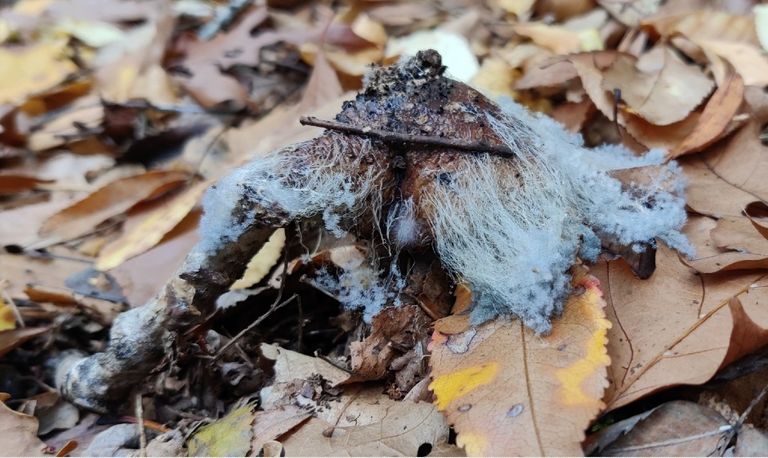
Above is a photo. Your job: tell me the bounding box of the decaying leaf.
[0,398,50,456]
[187,404,255,457]
[429,269,611,456]
[0,326,52,358]
[279,386,449,456]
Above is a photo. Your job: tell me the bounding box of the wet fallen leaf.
[0,398,50,456]
[429,269,611,455]
[187,404,255,457]
[38,170,190,244]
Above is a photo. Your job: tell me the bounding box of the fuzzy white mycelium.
[198,75,691,334]
[425,99,691,332]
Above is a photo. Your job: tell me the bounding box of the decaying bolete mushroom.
[60,50,690,411]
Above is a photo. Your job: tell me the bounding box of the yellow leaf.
[429,268,611,456]
[0,40,77,104]
[96,181,207,271]
[230,228,286,290]
[0,296,16,331]
[498,0,535,16]
[187,405,255,457]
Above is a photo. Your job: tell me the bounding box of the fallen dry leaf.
[348,304,430,384]
[683,216,768,274]
[595,246,768,410]
[0,326,51,358]
[251,405,311,455]
[594,401,730,456]
[95,180,208,271]
[670,70,745,157]
[429,269,611,456]
[187,404,255,457]
[0,398,50,456]
[683,120,768,219]
[38,170,190,244]
[0,40,77,105]
[279,386,449,456]
[601,46,713,126]
[642,10,759,45]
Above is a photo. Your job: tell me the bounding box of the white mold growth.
[425,99,691,333]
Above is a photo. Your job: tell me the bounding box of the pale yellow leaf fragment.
[0,40,77,104]
[230,228,286,290]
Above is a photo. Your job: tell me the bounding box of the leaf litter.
[2,0,768,457]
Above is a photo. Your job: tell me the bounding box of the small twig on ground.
[718,382,768,455]
[135,394,147,458]
[213,294,298,360]
[299,116,515,156]
[603,426,733,455]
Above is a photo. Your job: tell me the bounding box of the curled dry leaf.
[670,70,745,158]
[595,246,768,410]
[429,269,610,456]
[39,170,190,244]
[0,399,50,456]
[684,216,768,274]
[601,46,714,126]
